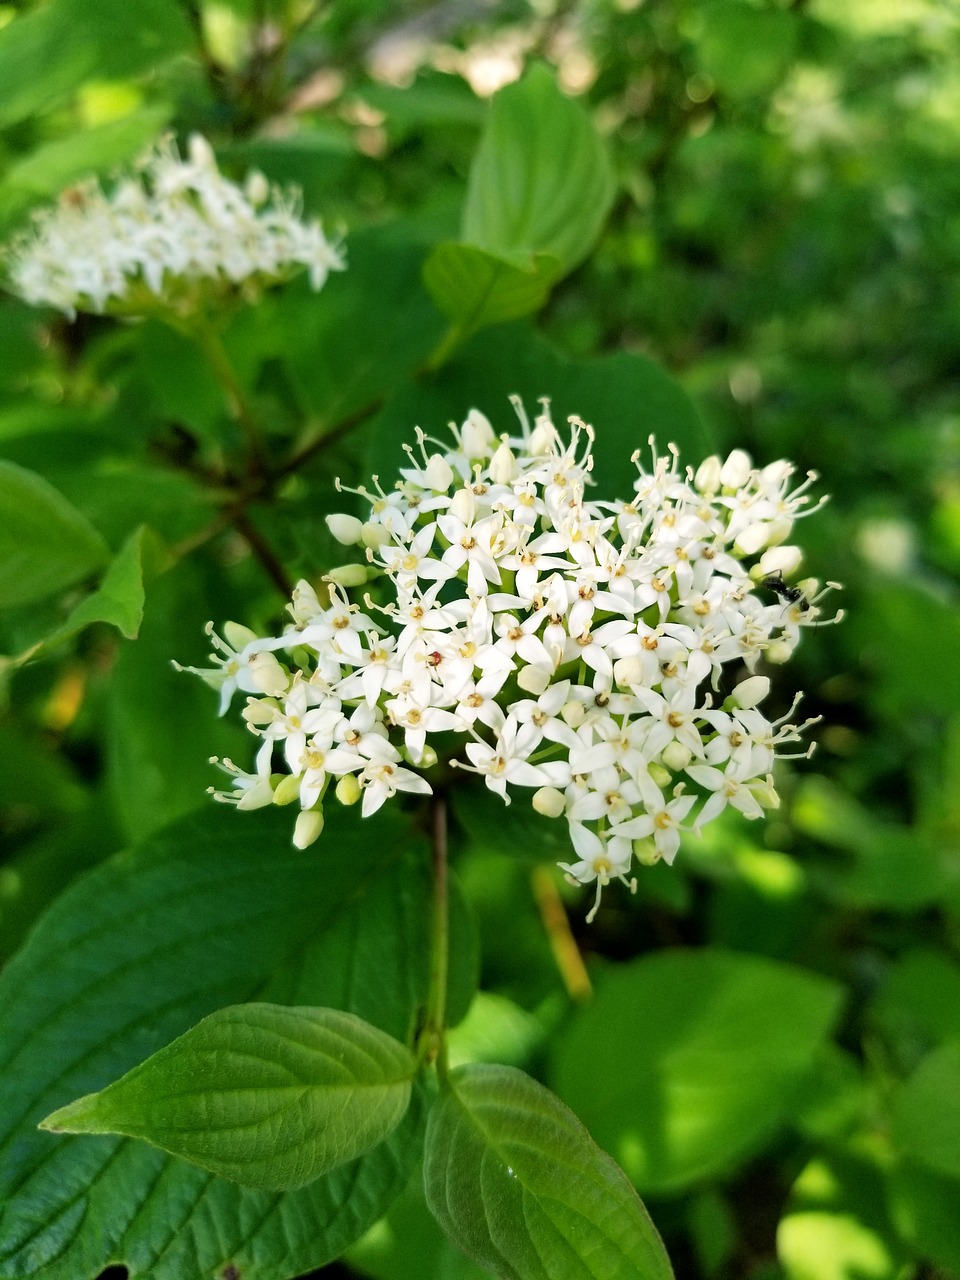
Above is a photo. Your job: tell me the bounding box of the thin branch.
[233,509,295,597]
[420,790,450,1076]
[276,393,387,479]
[531,866,593,1002]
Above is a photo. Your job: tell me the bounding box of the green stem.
[420,790,450,1079]
[193,321,268,474]
[424,321,466,373]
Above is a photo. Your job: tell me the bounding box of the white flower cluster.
[5,134,344,318]
[185,402,838,920]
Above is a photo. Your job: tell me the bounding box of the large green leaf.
[551,949,842,1194]
[0,460,108,608]
[423,243,560,339]
[0,0,189,129]
[0,804,477,1278]
[891,1042,960,1179]
[423,1064,674,1280]
[366,324,710,504]
[43,1004,417,1190]
[463,64,615,274]
[279,222,445,425]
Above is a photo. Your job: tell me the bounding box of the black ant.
[760,572,810,613]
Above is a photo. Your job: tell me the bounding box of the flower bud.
[661,741,692,772]
[273,772,303,806]
[223,621,259,651]
[720,449,752,489]
[236,777,274,811]
[245,169,269,205]
[765,515,793,547]
[242,698,278,726]
[613,656,644,688]
[449,486,476,525]
[188,133,216,168]
[532,786,566,818]
[732,676,770,708]
[765,639,793,665]
[293,807,325,849]
[361,521,390,550]
[752,780,781,810]
[694,455,722,494]
[528,417,559,456]
[290,579,322,624]
[734,522,770,556]
[419,745,439,769]
[326,513,364,545]
[336,774,362,806]
[633,838,662,866]
[326,563,368,588]
[648,763,672,789]
[517,664,551,695]
[461,409,495,457]
[247,652,288,696]
[561,699,586,727]
[425,453,454,492]
[758,545,802,578]
[489,439,517,484]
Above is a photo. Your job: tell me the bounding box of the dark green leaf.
[463,65,615,274]
[551,950,843,1193]
[423,243,559,337]
[42,1004,417,1189]
[892,1042,960,1179]
[0,460,108,608]
[0,0,189,129]
[887,1161,960,1274]
[0,803,476,1278]
[423,1063,674,1280]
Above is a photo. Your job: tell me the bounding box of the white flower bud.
[361,521,390,550]
[449,486,476,525]
[290,579,322,624]
[613,656,644,688]
[532,786,566,818]
[661,741,692,772]
[188,133,216,168]
[242,698,278,726]
[694,455,722,494]
[765,515,794,547]
[765,640,793,665]
[293,808,325,849]
[461,409,495,457]
[245,169,269,206]
[734,522,771,556]
[648,763,672,789]
[732,676,770,708]
[326,513,364,545]
[528,417,559,455]
[720,449,752,489]
[758,545,802,578]
[336,774,362,806]
[223,621,259,651]
[236,777,275,811]
[419,745,439,769]
[561,699,586,727]
[326,563,368,588]
[633,838,662,866]
[273,772,303,806]
[489,439,517,484]
[517,664,551,694]
[247,652,288,696]
[752,780,781,811]
[425,453,454,492]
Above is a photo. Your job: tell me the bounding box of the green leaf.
[0,804,477,1279]
[463,64,615,274]
[887,1161,960,1274]
[551,950,843,1194]
[280,222,445,425]
[423,243,560,339]
[42,1004,417,1190]
[694,1,798,100]
[367,324,710,504]
[892,1042,960,1179]
[0,106,172,229]
[0,460,108,608]
[423,1064,674,1280]
[869,948,960,1051]
[20,525,149,663]
[0,0,189,129]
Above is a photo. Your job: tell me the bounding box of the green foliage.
[551,950,842,1193]
[43,1004,418,1189]
[423,1063,674,1280]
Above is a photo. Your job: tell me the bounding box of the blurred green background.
[1,1,959,1278]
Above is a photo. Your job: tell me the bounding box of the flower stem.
[420,790,450,1079]
[192,320,268,475]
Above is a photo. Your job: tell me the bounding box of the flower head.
[5,134,344,318]
[186,401,838,916]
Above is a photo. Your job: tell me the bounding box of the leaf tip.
[38,1093,105,1135]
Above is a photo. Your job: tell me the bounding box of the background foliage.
[1,0,959,1277]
